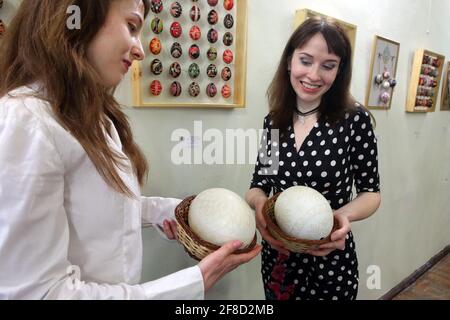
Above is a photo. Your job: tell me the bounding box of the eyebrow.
[299,52,339,64]
[132,12,144,26]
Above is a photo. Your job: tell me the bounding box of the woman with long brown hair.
[0,0,261,299]
[245,18,381,300]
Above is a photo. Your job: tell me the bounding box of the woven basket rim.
[263,192,339,246]
[175,195,257,260]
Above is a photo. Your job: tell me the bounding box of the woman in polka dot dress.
[245,18,381,300]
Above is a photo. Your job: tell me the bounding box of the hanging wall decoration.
[132,0,248,108]
[365,36,400,110]
[440,62,450,111]
[0,0,6,39]
[406,49,445,113]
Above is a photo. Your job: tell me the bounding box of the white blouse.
[0,85,204,300]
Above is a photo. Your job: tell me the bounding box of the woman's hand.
[254,198,290,256]
[306,211,350,257]
[162,219,178,240]
[198,240,262,292]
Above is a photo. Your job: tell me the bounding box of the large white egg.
[274,186,333,240]
[188,188,256,247]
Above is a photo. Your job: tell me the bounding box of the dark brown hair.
[268,17,357,132]
[0,0,150,197]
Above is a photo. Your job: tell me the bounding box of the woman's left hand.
[162,219,178,240]
[306,212,350,257]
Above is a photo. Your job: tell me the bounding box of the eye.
[322,64,337,71]
[128,23,137,32]
[300,58,312,66]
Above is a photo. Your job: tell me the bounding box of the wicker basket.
[263,193,339,253]
[175,195,258,261]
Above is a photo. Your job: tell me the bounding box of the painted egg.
[190,5,201,22]
[170,42,183,58]
[207,64,218,78]
[150,80,163,96]
[150,59,163,75]
[151,0,163,14]
[383,71,391,79]
[169,62,182,78]
[170,22,182,38]
[208,10,219,25]
[223,49,234,64]
[221,67,232,81]
[382,80,391,89]
[189,82,201,97]
[224,0,234,10]
[170,81,182,97]
[207,28,218,43]
[189,25,201,41]
[380,92,390,104]
[206,83,217,98]
[188,63,200,79]
[221,84,232,98]
[151,17,163,34]
[0,19,6,37]
[223,32,233,46]
[224,14,234,29]
[208,0,218,6]
[149,38,161,55]
[189,44,200,59]
[207,47,218,61]
[170,2,183,18]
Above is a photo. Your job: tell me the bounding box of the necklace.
[295,106,320,124]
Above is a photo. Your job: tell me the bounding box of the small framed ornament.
[365,35,400,110]
[406,49,445,113]
[440,61,450,111]
[132,0,248,108]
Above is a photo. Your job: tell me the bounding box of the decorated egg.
[188,63,200,79]
[274,186,334,240]
[382,80,391,89]
[223,32,233,46]
[221,67,232,81]
[0,19,6,37]
[190,5,201,22]
[151,0,163,14]
[189,25,201,41]
[224,0,234,10]
[170,22,182,38]
[188,188,256,247]
[380,92,390,104]
[206,83,218,98]
[207,28,218,43]
[223,49,234,64]
[149,38,161,55]
[207,0,218,6]
[207,47,218,61]
[169,62,181,78]
[151,17,163,34]
[224,14,234,29]
[150,80,163,96]
[170,2,183,18]
[189,44,200,59]
[383,71,391,79]
[170,42,183,58]
[170,81,182,97]
[207,64,218,78]
[221,84,232,98]
[189,82,201,97]
[208,10,219,25]
[150,59,163,75]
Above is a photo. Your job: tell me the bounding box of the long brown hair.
[268,17,356,132]
[0,0,150,197]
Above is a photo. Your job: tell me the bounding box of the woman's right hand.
[254,198,290,256]
[198,241,262,292]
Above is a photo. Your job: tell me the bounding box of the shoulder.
[345,102,372,124]
[263,113,273,127]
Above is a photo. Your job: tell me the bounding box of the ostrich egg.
[188,188,256,247]
[274,186,333,240]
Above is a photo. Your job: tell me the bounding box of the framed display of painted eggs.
[132,0,248,108]
[440,62,450,111]
[406,49,445,113]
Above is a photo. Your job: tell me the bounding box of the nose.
[307,64,321,82]
[131,39,145,61]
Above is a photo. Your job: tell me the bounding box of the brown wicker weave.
[263,193,339,253]
[175,195,258,261]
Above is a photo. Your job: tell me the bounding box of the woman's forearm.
[335,192,381,222]
[245,188,268,210]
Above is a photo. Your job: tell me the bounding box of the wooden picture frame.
[365,36,400,110]
[294,8,357,62]
[406,49,445,113]
[132,0,248,108]
[440,62,450,111]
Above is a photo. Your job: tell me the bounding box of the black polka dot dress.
[250,105,380,300]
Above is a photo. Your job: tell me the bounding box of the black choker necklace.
[294,106,320,124]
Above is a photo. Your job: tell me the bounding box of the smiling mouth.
[300,81,322,90]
